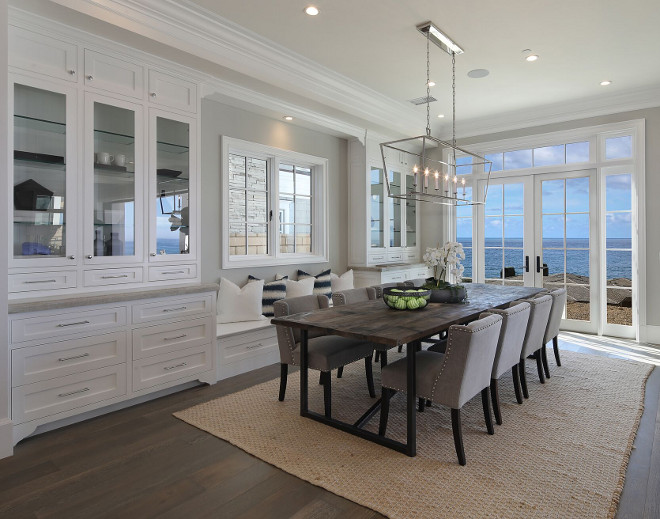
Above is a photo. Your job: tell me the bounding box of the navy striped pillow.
[298,269,332,299]
[248,275,287,317]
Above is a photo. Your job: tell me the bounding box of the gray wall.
[455,107,660,327]
[200,98,348,286]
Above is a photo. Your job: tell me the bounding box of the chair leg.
[451,408,466,466]
[365,356,376,398]
[512,367,523,404]
[490,378,502,425]
[553,336,562,366]
[535,350,545,384]
[541,344,551,379]
[519,360,529,399]
[380,350,388,368]
[398,345,403,353]
[379,388,394,436]
[481,387,494,435]
[374,351,380,364]
[278,363,288,401]
[337,366,343,378]
[418,397,425,412]
[426,399,432,407]
[321,371,331,417]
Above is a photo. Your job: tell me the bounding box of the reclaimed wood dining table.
[270,283,543,457]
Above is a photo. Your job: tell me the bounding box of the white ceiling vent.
[408,96,437,105]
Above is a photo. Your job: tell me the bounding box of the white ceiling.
[20,0,660,139]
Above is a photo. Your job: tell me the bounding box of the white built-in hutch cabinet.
[348,138,428,286]
[6,14,216,446]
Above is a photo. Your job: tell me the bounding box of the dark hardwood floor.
[0,334,658,519]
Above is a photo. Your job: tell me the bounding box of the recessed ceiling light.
[437,114,445,118]
[600,80,612,86]
[304,6,319,15]
[427,81,436,87]
[526,54,539,62]
[283,116,294,121]
[467,69,489,78]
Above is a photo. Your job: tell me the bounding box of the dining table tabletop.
[270,283,544,456]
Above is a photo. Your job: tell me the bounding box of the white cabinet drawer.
[84,50,144,98]
[12,331,127,386]
[381,271,407,283]
[9,26,78,82]
[148,69,197,113]
[132,316,214,359]
[9,271,77,293]
[388,252,404,262]
[148,264,197,282]
[405,251,419,262]
[407,268,429,281]
[11,306,127,344]
[221,327,277,363]
[84,267,143,287]
[132,344,212,392]
[12,364,126,423]
[132,293,214,324]
[368,253,387,264]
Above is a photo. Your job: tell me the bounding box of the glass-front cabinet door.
[149,110,196,260]
[84,93,143,263]
[11,79,76,266]
[405,174,417,248]
[369,166,385,250]
[388,170,402,248]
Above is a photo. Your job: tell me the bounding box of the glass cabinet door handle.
[87,255,93,259]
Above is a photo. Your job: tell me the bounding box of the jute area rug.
[174,351,652,519]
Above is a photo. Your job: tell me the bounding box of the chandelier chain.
[426,29,431,136]
[452,51,456,149]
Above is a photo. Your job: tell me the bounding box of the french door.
[474,169,600,334]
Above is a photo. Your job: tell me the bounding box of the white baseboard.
[640,325,660,345]
[0,418,13,459]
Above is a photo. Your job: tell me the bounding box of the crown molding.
[441,85,660,140]
[46,0,422,136]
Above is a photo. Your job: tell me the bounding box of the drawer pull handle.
[246,343,263,350]
[58,387,90,398]
[163,334,187,341]
[162,271,186,275]
[57,320,90,328]
[162,306,187,313]
[58,353,90,362]
[101,274,129,279]
[163,362,187,371]
[23,279,57,284]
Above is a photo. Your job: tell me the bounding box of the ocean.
[457,238,632,280]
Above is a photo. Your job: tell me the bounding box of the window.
[222,137,328,268]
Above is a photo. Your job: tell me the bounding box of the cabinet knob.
[86,75,93,81]
[68,69,76,76]
[69,255,75,260]
[150,252,157,257]
[87,254,93,259]
[150,92,157,98]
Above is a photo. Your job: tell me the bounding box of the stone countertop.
[9,283,220,314]
[349,263,427,273]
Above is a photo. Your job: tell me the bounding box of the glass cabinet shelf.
[94,128,135,145]
[14,114,66,134]
[14,150,65,165]
[157,140,189,154]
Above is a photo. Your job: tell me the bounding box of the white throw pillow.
[331,270,354,292]
[217,277,267,324]
[285,277,315,298]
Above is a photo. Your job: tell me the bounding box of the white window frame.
[221,136,328,269]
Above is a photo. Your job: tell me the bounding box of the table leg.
[406,340,417,457]
[300,329,309,416]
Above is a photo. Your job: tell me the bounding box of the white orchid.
[424,242,465,286]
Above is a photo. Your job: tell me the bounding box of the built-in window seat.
[216,319,279,380]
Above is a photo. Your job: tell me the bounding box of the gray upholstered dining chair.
[378,313,503,465]
[273,295,376,418]
[332,287,391,370]
[478,302,531,425]
[513,294,553,398]
[537,288,567,378]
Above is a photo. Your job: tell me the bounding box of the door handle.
[525,256,530,273]
[536,256,541,274]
